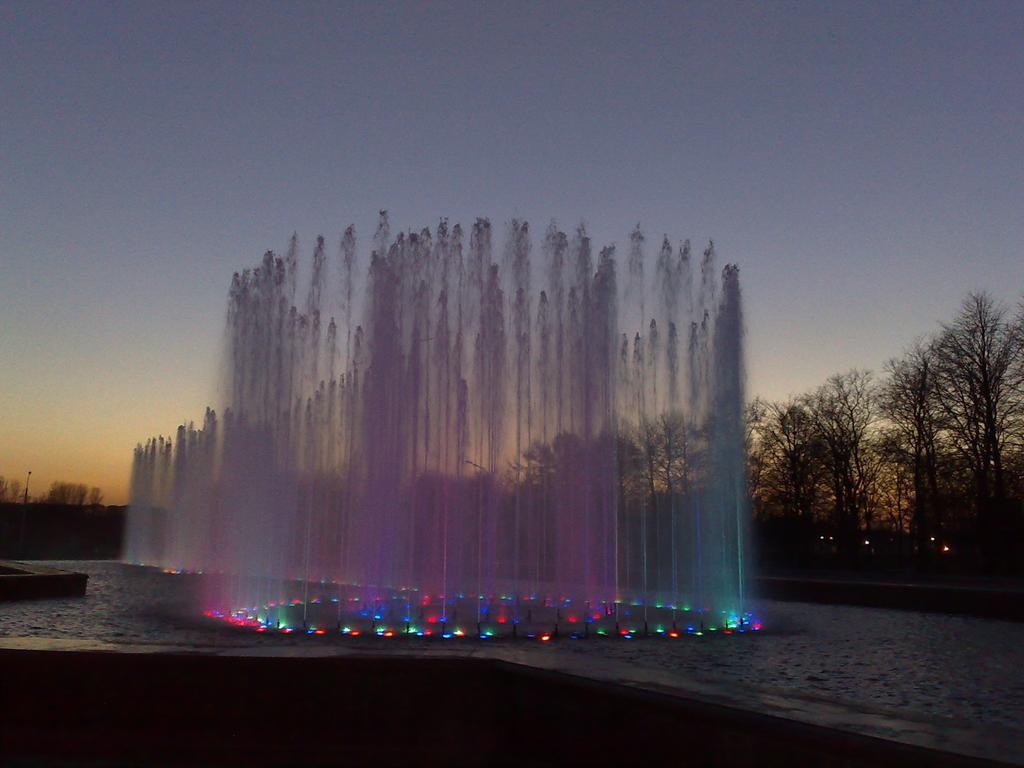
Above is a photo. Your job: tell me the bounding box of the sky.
[2,1,1022,504]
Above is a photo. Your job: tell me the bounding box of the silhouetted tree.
[752,397,824,563]
[808,371,877,565]
[881,341,944,568]
[934,293,1024,569]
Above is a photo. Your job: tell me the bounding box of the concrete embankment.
[0,561,87,601]
[755,574,1024,621]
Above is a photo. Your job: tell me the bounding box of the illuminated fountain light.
[201,580,759,640]
[128,215,752,634]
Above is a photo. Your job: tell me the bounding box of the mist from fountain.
[126,213,751,636]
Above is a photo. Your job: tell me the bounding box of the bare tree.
[655,411,688,501]
[754,396,823,561]
[47,481,90,505]
[934,293,1024,567]
[808,370,878,565]
[88,487,104,506]
[881,340,944,568]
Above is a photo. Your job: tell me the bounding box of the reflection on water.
[3,561,1023,731]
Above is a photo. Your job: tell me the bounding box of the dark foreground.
[0,648,1013,768]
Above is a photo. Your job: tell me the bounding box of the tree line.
[748,292,1024,573]
[0,477,104,507]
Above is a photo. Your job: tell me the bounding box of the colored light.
[314,629,326,635]
[669,631,680,638]
[349,630,361,637]
[540,634,551,642]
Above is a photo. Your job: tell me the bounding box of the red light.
[349,630,361,637]
[567,616,577,623]
[753,623,762,631]
[383,631,394,637]
[497,616,507,624]
[314,629,326,635]
[540,634,551,642]
[669,631,680,638]
[427,616,438,624]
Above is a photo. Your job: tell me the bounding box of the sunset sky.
[2,1,1022,504]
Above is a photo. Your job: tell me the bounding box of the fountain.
[126,214,754,638]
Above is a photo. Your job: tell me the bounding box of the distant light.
[864,540,870,546]
[942,545,951,553]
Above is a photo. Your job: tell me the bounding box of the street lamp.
[19,471,31,555]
